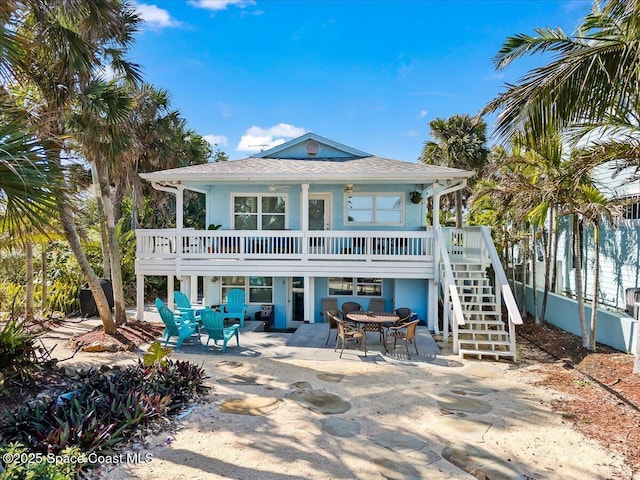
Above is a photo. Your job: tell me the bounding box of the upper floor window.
[346,194,403,225]
[623,194,640,220]
[234,195,286,230]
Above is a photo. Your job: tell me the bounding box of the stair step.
[451,263,486,268]
[458,339,512,347]
[455,277,492,287]
[459,325,508,333]
[463,319,506,326]
[459,332,509,340]
[464,312,501,318]
[460,301,497,307]
[458,348,515,359]
[453,273,488,279]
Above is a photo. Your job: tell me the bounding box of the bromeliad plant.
[0,351,209,476]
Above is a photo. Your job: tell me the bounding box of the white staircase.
[448,261,516,360]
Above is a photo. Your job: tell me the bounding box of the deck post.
[428,279,437,333]
[136,274,145,321]
[168,275,175,310]
[304,275,313,322]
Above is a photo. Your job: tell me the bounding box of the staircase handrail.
[480,227,523,327]
[435,228,466,350]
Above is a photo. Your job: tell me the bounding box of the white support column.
[432,182,441,333]
[190,275,198,305]
[301,184,309,230]
[429,279,438,333]
[305,276,314,322]
[432,182,440,229]
[168,275,175,310]
[136,274,145,320]
[176,185,184,230]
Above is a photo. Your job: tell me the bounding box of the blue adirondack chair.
[201,309,240,353]
[158,305,200,349]
[155,297,188,322]
[173,291,204,325]
[220,288,248,327]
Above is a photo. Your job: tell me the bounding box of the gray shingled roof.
[140,156,473,184]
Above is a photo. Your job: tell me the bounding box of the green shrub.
[0,359,209,476]
[0,442,79,480]
[0,316,38,392]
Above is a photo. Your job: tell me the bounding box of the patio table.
[346,312,400,353]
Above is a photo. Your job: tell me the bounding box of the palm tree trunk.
[551,208,559,293]
[41,246,47,313]
[455,190,463,228]
[97,162,127,325]
[531,224,539,324]
[520,237,527,316]
[540,210,553,324]
[58,197,116,334]
[573,216,589,348]
[90,162,111,279]
[25,241,34,322]
[589,223,600,351]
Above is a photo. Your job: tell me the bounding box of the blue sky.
[130,0,592,161]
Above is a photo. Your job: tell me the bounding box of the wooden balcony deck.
[135,229,436,278]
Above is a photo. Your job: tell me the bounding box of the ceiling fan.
[268,184,291,192]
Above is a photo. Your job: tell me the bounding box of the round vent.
[305,140,319,157]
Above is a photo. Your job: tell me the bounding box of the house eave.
[140,171,474,185]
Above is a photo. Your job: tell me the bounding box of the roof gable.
[251,132,371,160]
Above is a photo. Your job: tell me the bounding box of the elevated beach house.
[135,133,522,359]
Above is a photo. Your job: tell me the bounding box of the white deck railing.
[441,226,523,359]
[435,228,466,350]
[136,229,434,262]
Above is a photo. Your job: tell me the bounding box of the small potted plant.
[409,191,422,204]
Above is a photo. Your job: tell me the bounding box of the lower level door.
[288,277,305,328]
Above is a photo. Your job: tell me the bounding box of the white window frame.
[221,276,274,304]
[232,193,288,230]
[327,277,383,297]
[345,193,404,225]
[622,194,640,222]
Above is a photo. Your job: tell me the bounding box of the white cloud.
[236,123,307,152]
[136,3,181,29]
[188,0,255,11]
[405,130,418,137]
[204,134,228,147]
[418,110,428,118]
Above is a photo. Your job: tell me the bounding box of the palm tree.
[0,111,63,322]
[0,118,61,239]
[2,0,142,334]
[69,80,134,326]
[485,0,640,143]
[114,85,212,229]
[420,114,489,228]
[484,0,640,368]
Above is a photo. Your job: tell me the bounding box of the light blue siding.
[519,283,638,353]
[204,183,425,231]
[557,216,640,312]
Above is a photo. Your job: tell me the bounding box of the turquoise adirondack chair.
[173,291,204,325]
[220,288,248,327]
[158,305,200,349]
[201,309,240,353]
[156,297,190,323]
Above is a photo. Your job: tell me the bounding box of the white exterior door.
[308,194,331,231]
